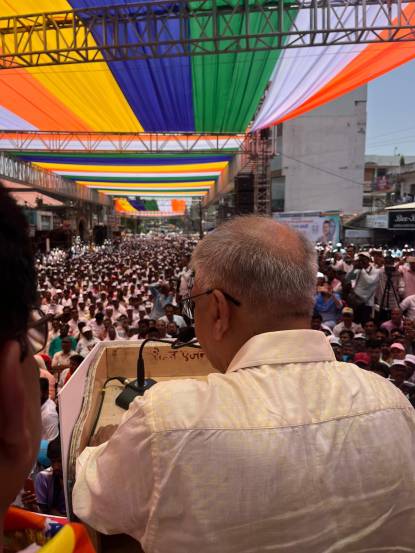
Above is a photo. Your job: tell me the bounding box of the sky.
[366,59,415,156]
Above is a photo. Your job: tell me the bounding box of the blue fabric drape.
[69,0,195,131]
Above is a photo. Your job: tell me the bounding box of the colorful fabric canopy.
[0,0,289,133]
[1,2,415,135]
[114,197,188,217]
[12,151,228,200]
[252,2,415,130]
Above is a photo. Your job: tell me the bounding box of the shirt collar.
[227,330,335,373]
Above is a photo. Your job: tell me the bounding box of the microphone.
[115,328,200,410]
[115,326,201,410]
[116,337,173,410]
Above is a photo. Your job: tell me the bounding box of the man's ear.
[0,341,25,459]
[211,290,230,341]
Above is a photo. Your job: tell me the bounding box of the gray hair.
[191,215,317,318]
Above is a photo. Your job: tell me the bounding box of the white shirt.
[89,319,106,340]
[353,266,380,306]
[76,337,100,358]
[41,398,59,441]
[332,320,363,337]
[51,350,76,370]
[158,314,187,328]
[400,294,415,320]
[68,318,83,338]
[73,330,415,553]
[179,268,192,297]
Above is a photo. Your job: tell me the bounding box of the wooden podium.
[66,341,217,552]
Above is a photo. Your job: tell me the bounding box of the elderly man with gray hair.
[73,216,415,553]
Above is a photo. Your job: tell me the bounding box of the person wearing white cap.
[390,342,406,361]
[389,361,415,404]
[76,325,99,358]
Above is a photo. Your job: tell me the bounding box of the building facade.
[271,86,367,215]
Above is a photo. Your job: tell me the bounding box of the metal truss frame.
[0,152,111,206]
[0,131,246,154]
[0,0,415,68]
[237,132,273,215]
[253,132,273,215]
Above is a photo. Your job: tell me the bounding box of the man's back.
[74,330,415,552]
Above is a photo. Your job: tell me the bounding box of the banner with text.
[388,210,415,229]
[273,212,341,244]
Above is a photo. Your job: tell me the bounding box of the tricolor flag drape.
[114,197,188,217]
[11,151,230,212]
[252,2,415,131]
[0,2,414,134]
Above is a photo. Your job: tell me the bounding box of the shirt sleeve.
[149,282,160,298]
[35,471,50,509]
[42,402,59,441]
[400,297,410,313]
[72,397,154,539]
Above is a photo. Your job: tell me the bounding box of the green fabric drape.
[190,1,296,132]
[144,199,159,211]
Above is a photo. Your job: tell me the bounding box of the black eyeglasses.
[18,308,50,358]
[181,289,241,321]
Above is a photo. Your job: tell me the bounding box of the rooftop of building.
[365,154,415,167]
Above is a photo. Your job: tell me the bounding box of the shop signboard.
[366,214,388,229]
[388,210,415,229]
[345,229,372,239]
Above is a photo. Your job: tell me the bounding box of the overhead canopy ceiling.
[0,0,285,134]
[12,151,232,215]
[2,1,415,217]
[1,1,415,135]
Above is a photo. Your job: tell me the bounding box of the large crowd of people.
[314,241,415,404]
[35,235,195,386]
[18,234,415,518]
[2,173,415,552]
[19,234,196,518]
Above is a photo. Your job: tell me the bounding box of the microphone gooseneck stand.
[116,330,201,410]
